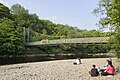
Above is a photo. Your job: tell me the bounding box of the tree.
[0,18,24,54]
[94,0,120,58]
[0,3,11,19]
[11,4,30,27]
[11,4,40,42]
[0,3,24,55]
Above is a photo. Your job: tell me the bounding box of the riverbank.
[0,58,120,80]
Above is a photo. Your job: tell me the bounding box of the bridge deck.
[26,37,109,46]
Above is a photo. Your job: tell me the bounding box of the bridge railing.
[26,37,109,46]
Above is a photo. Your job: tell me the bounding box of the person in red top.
[101,61,115,76]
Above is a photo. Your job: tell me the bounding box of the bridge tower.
[23,27,30,44]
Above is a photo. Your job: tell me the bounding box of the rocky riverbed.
[0,58,120,80]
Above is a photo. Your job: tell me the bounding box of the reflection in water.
[0,54,109,65]
[0,55,76,65]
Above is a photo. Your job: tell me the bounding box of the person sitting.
[108,58,112,62]
[73,58,81,65]
[101,58,113,72]
[89,65,99,77]
[78,58,81,64]
[101,61,115,76]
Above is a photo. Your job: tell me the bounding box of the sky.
[0,0,100,30]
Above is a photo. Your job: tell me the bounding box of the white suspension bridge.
[26,37,109,46]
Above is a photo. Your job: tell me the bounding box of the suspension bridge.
[26,37,109,46]
[23,27,110,46]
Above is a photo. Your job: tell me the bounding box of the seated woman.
[73,58,81,65]
[100,58,112,72]
[101,61,115,76]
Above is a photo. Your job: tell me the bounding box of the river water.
[0,54,77,65]
[0,53,112,65]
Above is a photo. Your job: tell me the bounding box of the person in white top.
[73,58,81,65]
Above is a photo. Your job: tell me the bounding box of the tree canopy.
[94,0,120,58]
[0,3,24,54]
[0,3,11,19]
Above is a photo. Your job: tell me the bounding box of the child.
[89,65,99,77]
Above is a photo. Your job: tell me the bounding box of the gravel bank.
[0,58,120,80]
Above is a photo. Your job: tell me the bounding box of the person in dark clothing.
[89,65,99,77]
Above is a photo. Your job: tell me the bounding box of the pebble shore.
[0,58,120,80]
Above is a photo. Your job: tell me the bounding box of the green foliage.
[11,4,29,14]
[94,0,120,58]
[0,3,11,19]
[11,4,39,28]
[0,18,24,54]
[111,28,120,58]
[32,32,41,41]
